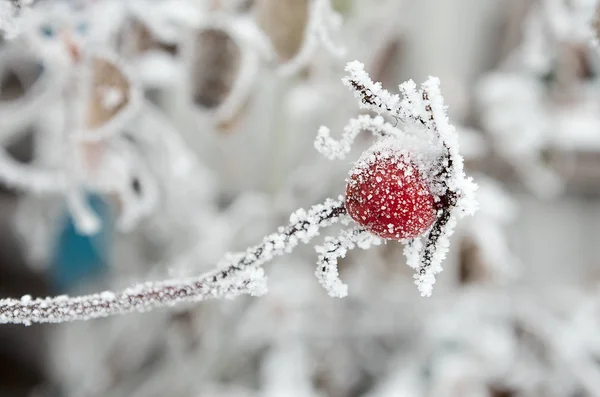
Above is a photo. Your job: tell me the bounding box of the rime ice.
[0,197,347,324]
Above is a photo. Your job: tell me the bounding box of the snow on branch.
[315,227,381,298]
[317,61,478,297]
[315,114,399,160]
[0,197,346,325]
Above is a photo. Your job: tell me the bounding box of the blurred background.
[2,0,600,396]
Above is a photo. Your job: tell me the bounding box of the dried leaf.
[191,28,241,110]
[85,57,131,131]
[255,0,310,61]
[119,18,178,56]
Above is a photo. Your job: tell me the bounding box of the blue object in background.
[49,194,113,292]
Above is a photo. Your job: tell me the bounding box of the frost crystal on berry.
[345,139,436,240]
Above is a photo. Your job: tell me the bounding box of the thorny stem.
[318,227,368,274]
[0,198,347,325]
[349,80,399,117]
[419,91,457,275]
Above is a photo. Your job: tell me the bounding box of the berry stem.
[0,198,347,325]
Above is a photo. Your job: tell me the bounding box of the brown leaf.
[191,28,241,110]
[255,0,310,62]
[85,56,131,131]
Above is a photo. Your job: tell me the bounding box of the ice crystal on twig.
[315,227,381,298]
[315,114,397,160]
[0,198,346,324]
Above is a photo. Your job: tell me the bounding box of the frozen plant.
[0,60,476,325]
[316,61,477,297]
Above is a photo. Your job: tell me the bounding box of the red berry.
[345,151,436,240]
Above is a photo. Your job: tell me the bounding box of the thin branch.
[0,197,347,325]
[315,226,380,298]
[314,114,398,160]
[417,89,457,277]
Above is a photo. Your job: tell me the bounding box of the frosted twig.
[0,197,347,325]
[315,114,398,160]
[412,84,461,296]
[342,60,405,118]
[315,226,381,298]
[343,61,442,130]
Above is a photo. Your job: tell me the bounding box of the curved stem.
[315,226,379,298]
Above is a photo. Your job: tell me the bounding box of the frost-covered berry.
[345,149,436,240]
